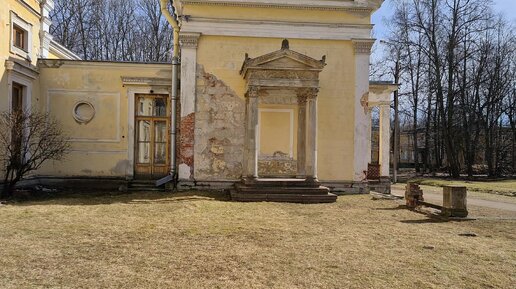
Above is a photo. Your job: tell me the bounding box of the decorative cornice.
[368,81,398,107]
[121,77,172,87]
[16,0,41,17]
[179,0,374,13]
[49,40,81,60]
[352,38,375,55]
[179,32,201,49]
[186,17,373,29]
[38,59,65,68]
[37,59,170,69]
[5,59,39,79]
[180,17,373,41]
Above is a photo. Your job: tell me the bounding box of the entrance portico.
[243,87,320,182]
[232,40,337,203]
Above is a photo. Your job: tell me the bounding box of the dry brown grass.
[0,192,515,289]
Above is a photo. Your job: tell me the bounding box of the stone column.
[178,33,200,180]
[379,104,391,177]
[305,88,319,181]
[297,96,307,177]
[243,86,260,180]
[352,39,375,181]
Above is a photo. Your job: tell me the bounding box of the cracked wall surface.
[194,65,245,180]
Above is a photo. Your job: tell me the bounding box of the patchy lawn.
[0,192,514,289]
[407,178,516,197]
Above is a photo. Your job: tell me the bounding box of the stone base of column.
[305,176,320,185]
[242,175,258,183]
[232,178,336,203]
[368,176,391,194]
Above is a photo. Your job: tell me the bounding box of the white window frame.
[10,11,33,60]
[7,73,33,164]
[8,75,32,114]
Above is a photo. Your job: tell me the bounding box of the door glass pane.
[138,142,150,164]
[137,96,153,116]
[154,143,166,164]
[154,98,166,117]
[137,120,151,141]
[155,121,167,142]
[137,96,167,117]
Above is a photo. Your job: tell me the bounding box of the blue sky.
[372,0,516,41]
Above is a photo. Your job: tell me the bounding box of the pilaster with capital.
[352,38,374,181]
[297,91,307,177]
[178,32,200,180]
[297,87,319,180]
[243,86,260,179]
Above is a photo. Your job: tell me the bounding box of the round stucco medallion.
[72,101,95,124]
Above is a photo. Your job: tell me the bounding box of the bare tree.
[0,111,70,199]
[50,0,173,62]
[382,0,515,177]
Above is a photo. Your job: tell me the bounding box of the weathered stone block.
[442,185,468,217]
[405,182,423,208]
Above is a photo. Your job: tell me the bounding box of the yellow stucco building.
[1,0,396,200]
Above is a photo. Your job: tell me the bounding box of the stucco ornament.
[360,91,369,113]
[72,101,96,124]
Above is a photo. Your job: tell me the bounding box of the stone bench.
[405,183,468,218]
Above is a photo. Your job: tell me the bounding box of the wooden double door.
[134,94,170,179]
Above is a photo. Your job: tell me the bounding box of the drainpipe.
[160,0,180,187]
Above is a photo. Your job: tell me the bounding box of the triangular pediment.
[240,40,326,78]
[251,50,325,70]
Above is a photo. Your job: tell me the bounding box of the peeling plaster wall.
[194,65,245,181]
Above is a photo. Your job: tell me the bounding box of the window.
[12,83,24,113]
[13,25,27,51]
[10,12,32,59]
[11,82,25,162]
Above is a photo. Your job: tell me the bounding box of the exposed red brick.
[179,112,195,168]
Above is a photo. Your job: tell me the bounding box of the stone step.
[235,185,331,195]
[231,191,337,204]
[242,178,321,188]
[127,187,165,192]
[128,181,166,192]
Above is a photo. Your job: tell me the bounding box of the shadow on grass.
[400,218,449,224]
[9,190,231,206]
[401,217,476,224]
[374,205,409,211]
